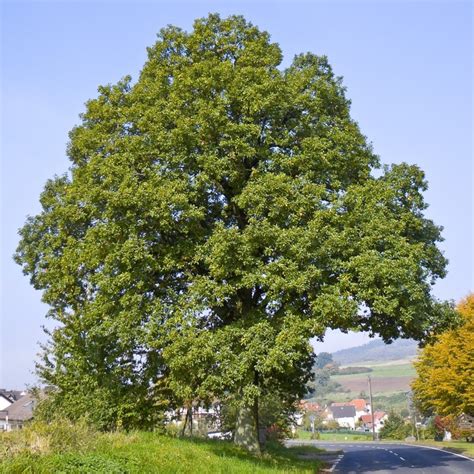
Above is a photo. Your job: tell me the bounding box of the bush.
[379,412,412,440]
[325,420,340,431]
[0,418,98,458]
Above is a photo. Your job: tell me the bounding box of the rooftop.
[330,405,356,419]
[0,393,35,422]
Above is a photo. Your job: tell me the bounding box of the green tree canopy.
[15,14,454,448]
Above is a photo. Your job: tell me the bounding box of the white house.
[329,405,357,429]
[359,411,388,433]
[0,393,13,411]
[0,393,35,431]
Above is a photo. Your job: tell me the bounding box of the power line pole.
[368,375,376,441]
[407,391,419,440]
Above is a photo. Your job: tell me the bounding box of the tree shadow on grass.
[177,437,325,472]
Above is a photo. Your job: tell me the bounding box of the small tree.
[412,294,474,419]
[314,352,334,370]
[379,412,411,440]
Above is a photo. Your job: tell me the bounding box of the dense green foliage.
[379,412,412,440]
[15,13,453,442]
[372,392,411,414]
[0,426,324,473]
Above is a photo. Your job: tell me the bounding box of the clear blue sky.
[1,1,472,388]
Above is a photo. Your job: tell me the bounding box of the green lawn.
[0,431,325,473]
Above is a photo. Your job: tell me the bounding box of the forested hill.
[331,339,418,365]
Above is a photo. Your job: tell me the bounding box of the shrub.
[379,412,412,440]
[0,418,98,458]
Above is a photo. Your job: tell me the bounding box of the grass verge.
[296,429,372,441]
[405,440,474,459]
[0,429,325,473]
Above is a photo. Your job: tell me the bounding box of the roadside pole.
[407,391,420,440]
[368,375,376,441]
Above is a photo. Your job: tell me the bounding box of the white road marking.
[327,454,344,472]
[399,456,406,461]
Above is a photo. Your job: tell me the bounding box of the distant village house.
[0,391,35,431]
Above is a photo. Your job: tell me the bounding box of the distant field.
[332,362,415,394]
[340,358,416,368]
[334,376,413,394]
[334,363,415,380]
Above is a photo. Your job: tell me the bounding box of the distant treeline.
[337,366,373,375]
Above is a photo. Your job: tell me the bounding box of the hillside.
[331,338,418,365]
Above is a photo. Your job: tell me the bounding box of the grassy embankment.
[0,424,325,473]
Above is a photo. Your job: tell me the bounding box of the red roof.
[360,414,373,423]
[360,411,386,424]
[373,411,386,421]
[350,399,367,411]
[300,401,321,412]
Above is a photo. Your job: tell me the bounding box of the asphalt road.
[287,441,474,473]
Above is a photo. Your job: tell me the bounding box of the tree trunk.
[180,406,193,437]
[234,402,261,454]
[188,406,193,436]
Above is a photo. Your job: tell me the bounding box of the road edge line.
[326,454,344,473]
[399,443,474,462]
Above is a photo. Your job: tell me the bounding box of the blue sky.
[1,1,472,388]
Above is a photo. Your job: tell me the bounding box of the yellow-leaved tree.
[412,294,474,417]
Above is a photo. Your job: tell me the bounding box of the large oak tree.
[16,14,454,450]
